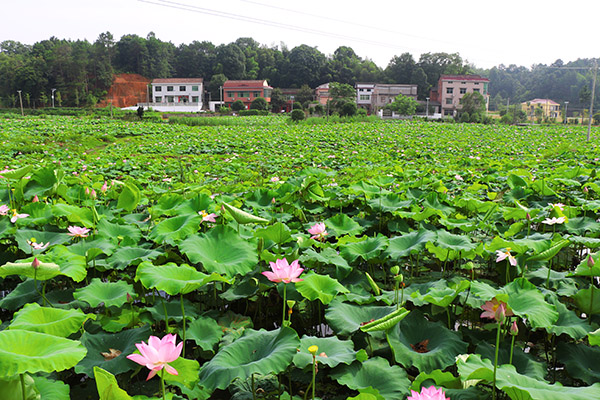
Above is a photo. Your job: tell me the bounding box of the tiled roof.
[528,98,560,105]
[440,74,489,82]
[223,80,272,89]
[152,78,203,83]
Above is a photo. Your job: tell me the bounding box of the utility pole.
[51,88,56,108]
[564,101,569,124]
[587,61,597,142]
[17,90,23,116]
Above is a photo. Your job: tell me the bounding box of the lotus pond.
[1,116,600,400]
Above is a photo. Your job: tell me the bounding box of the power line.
[138,0,439,56]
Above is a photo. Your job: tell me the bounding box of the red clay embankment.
[97,73,150,108]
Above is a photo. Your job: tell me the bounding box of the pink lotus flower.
[262,258,304,283]
[126,334,182,381]
[32,195,40,203]
[542,216,566,225]
[0,205,9,215]
[308,222,328,240]
[101,181,109,194]
[67,226,91,238]
[481,298,513,323]
[548,202,565,211]
[495,248,517,266]
[199,210,217,223]
[11,210,29,223]
[27,240,49,250]
[407,386,449,400]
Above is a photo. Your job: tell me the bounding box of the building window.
[461,81,466,84]
[155,86,162,92]
[446,98,453,105]
[155,96,162,103]
[446,88,454,94]
[179,86,186,91]
[460,88,467,94]
[192,96,199,103]
[167,86,174,92]
[360,95,370,101]
[264,89,272,98]
[192,85,199,91]
[227,91,235,98]
[473,88,480,93]
[447,81,453,84]
[474,82,480,85]
[166,96,174,103]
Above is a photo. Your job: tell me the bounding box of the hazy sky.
[2,0,597,69]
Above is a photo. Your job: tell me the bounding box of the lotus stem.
[252,373,256,400]
[589,276,594,325]
[161,296,169,333]
[180,293,186,354]
[509,333,516,365]
[311,353,317,400]
[492,322,501,400]
[282,284,287,327]
[546,259,553,288]
[20,373,26,400]
[160,368,166,400]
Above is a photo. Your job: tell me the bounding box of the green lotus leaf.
[589,328,600,346]
[245,188,277,209]
[187,315,224,352]
[9,303,94,337]
[31,375,70,400]
[340,235,389,263]
[349,181,389,197]
[299,247,351,278]
[146,298,199,324]
[0,279,40,310]
[230,374,280,400]
[105,246,163,270]
[163,357,200,389]
[295,272,349,305]
[0,329,86,377]
[135,261,229,295]
[544,293,595,339]
[475,341,547,381]
[572,286,600,314]
[93,366,133,400]
[97,306,141,333]
[556,342,600,384]
[573,251,600,276]
[565,216,600,235]
[179,225,258,278]
[45,245,88,282]
[15,228,71,254]
[512,233,553,254]
[217,311,254,346]
[569,235,600,249]
[0,260,60,280]
[367,193,412,213]
[331,357,410,399]
[76,325,151,377]
[411,287,459,308]
[254,222,292,245]
[151,193,185,217]
[116,181,141,212]
[220,275,259,301]
[176,193,215,215]
[52,203,94,227]
[325,299,397,336]
[384,229,436,259]
[1,165,33,180]
[346,387,385,400]
[74,278,135,308]
[66,237,117,260]
[504,278,558,329]
[526,239,570,262]
[423,192,455,215]
[411,369,462,391]
[325,213,365,236]
[387,310,468,373]
[96,219,142,244]
[198,327,300,391]
[0,373,39,400]
[293,335,356,369]
[434,229,478,252]
[221,202,269,224]
[527,267,578,297]
[457,353,600,400]
[149,214,202,245]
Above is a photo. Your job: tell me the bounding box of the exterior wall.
[315,84,330,105]
[521,99,560,119]
[151,81,203,109]
[436,75,489,116]
[223,80,272,108]
[372,84,418,111]
[355,83,376,112]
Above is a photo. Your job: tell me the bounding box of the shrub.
[292,102,303,110]
[290,109,305,122]
[339,102,357,117]
[231,100,245,112]
[314,104,325,115]
[357,108,368,117]
[239,109,268,116]
[250,97,268,111]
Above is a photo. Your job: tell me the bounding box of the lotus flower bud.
[584,186,589,194]
[32,195,39,203]
[32,257,40,269]
[526,213,531,221]
[510,320,519,336]
[588,254,595,268]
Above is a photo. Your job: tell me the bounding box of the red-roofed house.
[223,80,272,109]
[429,74,489,116]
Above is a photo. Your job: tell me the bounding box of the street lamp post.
[51,88,56,108]
[17,90,23,116]
[426,97,430,118]
[564,101,569,124]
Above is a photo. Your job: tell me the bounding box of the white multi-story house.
[142,78,204,112]
[355,83,375,112]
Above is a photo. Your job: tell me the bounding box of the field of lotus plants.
[1,115,600,400]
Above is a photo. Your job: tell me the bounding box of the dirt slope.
[97,73,150,108]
